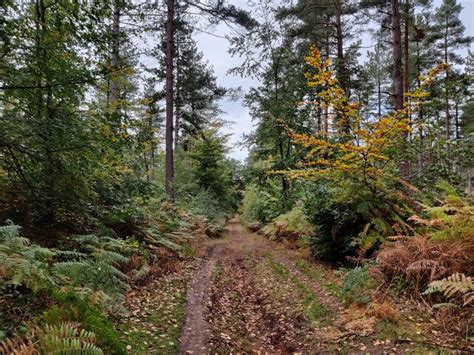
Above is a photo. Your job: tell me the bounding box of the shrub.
[179,188,229,222]
[41,290,125,354]
[303,182,400,262]
[240,183,281,227]
[342,265,376,305]
[262,207,314,241]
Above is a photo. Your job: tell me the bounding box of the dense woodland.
[0,0,473,353]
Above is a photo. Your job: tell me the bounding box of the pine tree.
[432,0,472,159]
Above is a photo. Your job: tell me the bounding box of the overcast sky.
[195,0,474,161]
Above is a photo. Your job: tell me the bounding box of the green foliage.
[0,221,56,292]
[410,191,474,242]
[0,220,132,311]
[42,290,125,354]
[35,323,104,354]
[0,322,104,354]
[262,207,314,241]
[342,265,375,305]
[53,234,130,307]
[179,188,229,223]
[302,178,411,262]
[174,133,240,222]
[240,183,281,227]
[424,273,474,306]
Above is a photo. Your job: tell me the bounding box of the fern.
[52,234,131,304]
[53,260,129,301]
[35,323,103,354]
[263,207,314,241]
[130,262,151,282]
[0,221,56,292]
[0,323,104,355]
[0,337,36,354]
[424,273,474,306]
[144,228,181,251]
[44,290,126,353]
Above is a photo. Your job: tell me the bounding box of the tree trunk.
[175,4,180,151]
[377,45,382,117]
[334,0,346,91]
[455,99,459,141]
[416,41,424,174]
[391,0,403,111]
[324,35,330,135]
[403,0,410,105]
[165,0,175,201]
[391,0,409,176]
[444,17,450,160]
[110,0,120,107]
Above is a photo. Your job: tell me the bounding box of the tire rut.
[178,244,225,354]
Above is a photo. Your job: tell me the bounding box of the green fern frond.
[145,228,181,251]
[35,323,103,354]
[0,221,22,239]
[130,263,151,281]
[89,248,128,265]
[53,260,129,299]
[424,273,474,302]
[55,250,88,259]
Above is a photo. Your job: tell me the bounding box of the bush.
[262,207,314,241]
[342,265,375,305]
[240,183,281,226]
[0,221,56,293]
[179,188,229,222]
[302,179,411,262]
[304,183,374,262]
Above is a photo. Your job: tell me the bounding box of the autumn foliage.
[283,46,447,193]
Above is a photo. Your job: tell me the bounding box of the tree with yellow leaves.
[280,46,447,196]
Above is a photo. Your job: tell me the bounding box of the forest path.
[178,218,346,354]
[178,218,430,354]
[178,217,278,353]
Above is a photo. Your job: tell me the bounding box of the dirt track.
[178,218,470,354]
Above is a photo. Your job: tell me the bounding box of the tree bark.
[110,0,120,108]
[391,0,403,111]
[444,16,451,160]
[324,35,330,135]
[416,40,424,174]
[334,0,346,91]
[377,44,382,117]
[403,0,410,105]
[165,0,175,201]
